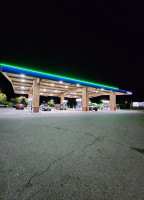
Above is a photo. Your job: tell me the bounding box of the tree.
[7,101,14,107]
[11,97,22,105]
[10,97,28,107]
[21,98,28,107]
[25,98,28,105]
[48,100,55,107]
[15,97,22,104]
[0,93,7,105]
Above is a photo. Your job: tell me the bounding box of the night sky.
[0,2,144,102]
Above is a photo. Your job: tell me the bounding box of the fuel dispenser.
[28,96,33,111]
[63,100,68,109]
[76,99,82,110]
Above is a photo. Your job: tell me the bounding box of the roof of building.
[0,63,132,95]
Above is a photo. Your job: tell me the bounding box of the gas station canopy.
[0,63,132,98]
[0,63,132,112]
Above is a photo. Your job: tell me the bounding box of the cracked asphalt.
[0,108,144,200]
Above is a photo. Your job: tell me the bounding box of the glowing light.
[21,86,24,89]
[76,84,80,86]
[65,86,68,88]
[43,89,46,91]
[127,91,132,94]
[96,90,99,93]
[21,79,25,82]
[0,63,132,93]
[1,63,118,89]
[101,88,104,91]
[20,74,25,77]
[102,100,110,103]
[51,84,54,86]
[59,81,63,84]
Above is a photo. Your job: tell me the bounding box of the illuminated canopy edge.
[0,63,132,94]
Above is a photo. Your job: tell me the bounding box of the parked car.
[0,104,8,108]
[93,107,98,111]
[89,106,98,111]
[40,104,51,111]
[16,104,24,110]
[55,104,66,110]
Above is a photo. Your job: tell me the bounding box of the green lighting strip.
[0,63,119,90]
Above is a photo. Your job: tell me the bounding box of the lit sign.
[133,102,144,107]
[102,100,110,103]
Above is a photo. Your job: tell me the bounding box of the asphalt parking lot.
[0,108,144,200]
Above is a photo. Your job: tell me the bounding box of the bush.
[7,101,14,107]
[48,101,55,107]
[0,93,7,105]
[11,97,28,107]
[15,97,22,104]
[21,98,28,107]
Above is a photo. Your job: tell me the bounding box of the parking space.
[0,108,144,199]
[1,107,141,117]
[0,108,82,118]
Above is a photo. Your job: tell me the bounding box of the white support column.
[110,92,116,111]
[60,94,65,104]
[33,79,40,113]
[82,88,89,111]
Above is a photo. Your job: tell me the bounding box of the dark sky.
[0,1,144,101]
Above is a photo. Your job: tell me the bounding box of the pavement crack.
[8,169,12,173]
[78,134,104,157]
[82,137,104,152]
[60,175,71,187]
[28,189,41,200]
[17,151,74,198]
[130,147,144,154]
[37,151,74,177]
[84,132,94,137]
[53,127,68,131]
[17,172,38,198]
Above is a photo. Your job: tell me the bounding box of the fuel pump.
[63,100,68,110]
[76,99,82,110]
[28,96,33,111]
